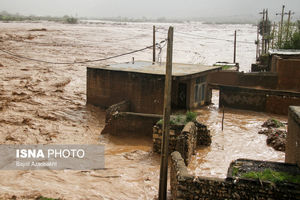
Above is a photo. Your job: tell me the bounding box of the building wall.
[102,112,161,137]
[170,151,300,200]
[188,75,211,109]
[286,106,300,167]
[87,68,214,114]
[219,85,300,115]
[87,68,165,114]
[277,58,300,92]
[207,71,278,89]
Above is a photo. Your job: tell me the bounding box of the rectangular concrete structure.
[286,106,300,167]
[87,61,221,114]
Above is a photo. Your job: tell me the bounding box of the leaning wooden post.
[233,30,237,63]
[153,25,156,63]
[158,26,173,200]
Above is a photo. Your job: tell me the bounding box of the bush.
[185,111,197,122]
[157,111,197,126]
[282,31,300,49]
[63,15,78,24]
[277,20,300,49]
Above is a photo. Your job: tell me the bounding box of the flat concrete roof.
[269,49,300,56]
[88,61,221,77]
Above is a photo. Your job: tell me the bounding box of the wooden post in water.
[233,30,237,63]
[158,26,173,200]
[222,105,225,131]
[153,25,156,63]
[265,9,269,53]
[262,9,265,55]
[256,26,260,60]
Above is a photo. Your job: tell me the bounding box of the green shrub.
[241,169,300,184]
[185,111,197,123]
[282,31,300,49]
[271,118,284,128]
[157,112,197,126]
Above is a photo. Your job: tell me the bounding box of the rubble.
[258,118,287,152]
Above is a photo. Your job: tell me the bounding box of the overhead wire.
[0,39,167,65]
[157,29,254,44]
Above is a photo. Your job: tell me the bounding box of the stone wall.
[153,121,211,165]
[176,122,197,165]
[153,124,184,154]
[195,121,211,146]
[286,106,300,167]
[219,85,300,115]
[170,151,300,200]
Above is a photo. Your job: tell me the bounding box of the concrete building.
[87,61,221,114]
[269,49,300,73]
[268,50,300,91]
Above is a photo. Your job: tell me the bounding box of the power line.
[0,39,167,65]
[157,29,253,44]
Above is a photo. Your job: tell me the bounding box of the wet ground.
[0,21,285,199]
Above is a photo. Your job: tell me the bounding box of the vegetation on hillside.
[0,11,78,24]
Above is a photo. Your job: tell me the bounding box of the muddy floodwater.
[0,21,285,199]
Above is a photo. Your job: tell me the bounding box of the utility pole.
[271,22,276,49]
[256,25,260,60]
[285,10,295,42]
[233,30,236,63]
[265,9,269,53]
[259,9,266,55]
[153,25,156,63]
[276,5,286,47]
[158,26,173,200]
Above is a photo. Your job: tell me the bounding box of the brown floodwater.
[189,90,286,178]
[0,21,285,199]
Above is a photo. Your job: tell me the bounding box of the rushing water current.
[0,21,285,199]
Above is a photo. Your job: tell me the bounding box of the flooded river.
[0,21,285,199]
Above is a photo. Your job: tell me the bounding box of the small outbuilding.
[87,61,221,114]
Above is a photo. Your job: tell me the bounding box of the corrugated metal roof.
[88,61,221,77]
